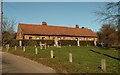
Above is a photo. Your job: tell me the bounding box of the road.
[2,52,56,73]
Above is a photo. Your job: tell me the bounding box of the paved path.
[2,52,56,73]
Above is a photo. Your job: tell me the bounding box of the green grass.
[3,46,120,73]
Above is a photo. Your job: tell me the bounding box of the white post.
[15,46,17,51]
[94,41,97,46]
[35,48,38,55]
[69,45,71,47]
[55,41,58,47]
[87,44,89,47]
[35,45,36,48]
[77,40,80,47]
[23,46,25,52]
[48,45,49,47]
[7,44,9,51]
[69,53,72,63]
[6,44,7,48]
[19,40,22,47]
[40,45,42,49]
[8,44,9,49]
[40,42,41,46]
[40,42,42,49]
[51,50,53,58]
[101,59,106,72]
[54,37,58,47]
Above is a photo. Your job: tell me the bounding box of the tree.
[97,24,118,46]
[95,2,120,45]
[2,17,17,46]
[95,2,120,25]
[2,17,15,33]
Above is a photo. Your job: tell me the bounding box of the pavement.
[2,51,56,73]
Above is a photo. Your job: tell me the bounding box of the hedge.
[20,40,94,46]
[3,39,19,47]
[59,40,94,46]
[22,40,54,46]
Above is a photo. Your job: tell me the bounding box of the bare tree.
[95,2,120,25]
[2,17,16,46]
[95,2,120,45]
[2,17,15,34]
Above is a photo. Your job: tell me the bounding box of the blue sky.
[3,0,118,2]
[3,2,107,32]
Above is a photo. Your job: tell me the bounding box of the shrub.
[19,40,95,46]
[59,40,94,46]
[10,39,19,47]
[59,40,77,46]
[4,39,18,47]
[22,40,54,46]
[23,40,37,46]
[79,41,94,46]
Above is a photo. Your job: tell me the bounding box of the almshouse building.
[16,22,97,46]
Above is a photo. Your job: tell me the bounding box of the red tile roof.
[18,23,97,37]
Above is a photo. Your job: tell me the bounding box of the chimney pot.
[75,25,79,28]
[82,27,85,28]
[42,22,47,26]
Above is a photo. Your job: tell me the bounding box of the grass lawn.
[3,46,120,73]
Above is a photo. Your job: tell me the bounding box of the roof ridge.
[19,23,40,25]
[47,25,74,29]
[19,23,89,29]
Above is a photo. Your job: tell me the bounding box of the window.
[63,37,66,40]
[42,37,45,40]
[36,37,39,39]
[48,36,50,39]
[29,37,32,39]
[52,37,54,40]
[75,38,78,41]
[70,37,73,40]
[79,38,82,41]
[88,38,92,41]
[58,37,61,40]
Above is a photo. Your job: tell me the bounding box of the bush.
[104,43,112,49]
[4,39,18,47]
[22,40,54,46]
[23,40,37,46]
[10,39,19,47]
[59,40,77,46]
[97,42,112,49]
[59,40,94,46]
[112,46,120,50]
[79,41,94,46]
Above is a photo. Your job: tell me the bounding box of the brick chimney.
[75,25,79,28]
[42,22,47,26]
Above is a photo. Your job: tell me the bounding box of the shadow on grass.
[90,49,120,61]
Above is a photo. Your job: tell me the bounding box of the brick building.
[16,22,97,46]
